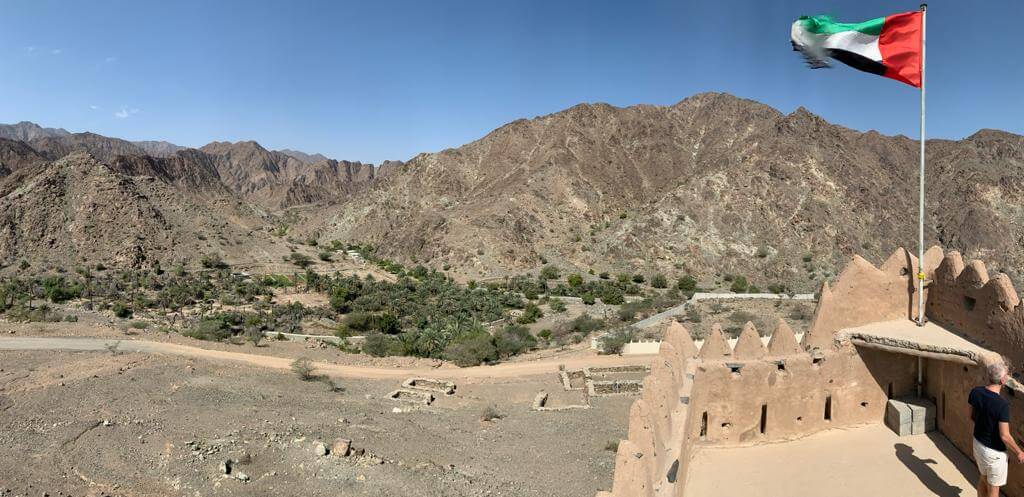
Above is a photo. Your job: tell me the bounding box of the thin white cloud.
[90,105,101,110]
[104,56,118,63]
[114,107,139,119]
[25,46,36,52]
[50,48,62,55]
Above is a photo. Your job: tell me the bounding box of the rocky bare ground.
[0,348,630,497]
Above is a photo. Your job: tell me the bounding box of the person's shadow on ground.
[894,443,964,497]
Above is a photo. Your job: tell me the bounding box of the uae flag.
[791,12,923,87]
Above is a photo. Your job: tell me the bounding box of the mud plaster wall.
[923,251,1024,497]
[597,245,931,497]
[804,247,943,349]
[686,346,917,445]
[926,251,1024,368]
[926,359,1024,497]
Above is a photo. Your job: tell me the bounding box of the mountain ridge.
[1,93,1023,292]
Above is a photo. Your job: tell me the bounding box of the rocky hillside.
[2,94,1022,290]
[199,140,379,208]
[0,121,69,141]
[312,92,1024,289]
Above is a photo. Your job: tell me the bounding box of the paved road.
[0,337,655,380]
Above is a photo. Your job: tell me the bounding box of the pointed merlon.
[663,321,698,358]
[983,274,1020,312]
[732,322,766,360]
[879,247,911,277]
[923,246,945,276]
[698,323,732,359]
[958,260,990,289]
[768,318,803,356]
[935,251,966,285]
[803,281,835,350]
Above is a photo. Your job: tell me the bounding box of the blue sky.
[1,0,1021,163]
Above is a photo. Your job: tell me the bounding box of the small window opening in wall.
[964,296,977,311]
[812,357,824,366]
[860,401,869,408]
[887,382,894,399]
[700,412,708,439]
[824,395,833,421]
[776,360,786,371]
[796,416,803,422]
[727,363,743,375]
[900,267,909,276]
[721,422,731,429]
[760,404,768,435]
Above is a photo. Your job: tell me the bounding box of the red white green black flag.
[791,11,923,87]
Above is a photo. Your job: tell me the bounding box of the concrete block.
[886,400,913,436]
[898,396,937,435]
[888,397,937,436]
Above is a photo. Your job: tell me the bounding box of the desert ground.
[0,321,641,497]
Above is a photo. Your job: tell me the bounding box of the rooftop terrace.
[685,424,976,497]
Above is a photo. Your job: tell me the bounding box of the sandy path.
[0,336,655,380]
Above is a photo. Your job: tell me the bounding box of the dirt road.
[0,336,655,380]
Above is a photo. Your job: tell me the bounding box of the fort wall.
[598,247,1024,497]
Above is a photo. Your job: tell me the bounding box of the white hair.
[987,362,1008,385]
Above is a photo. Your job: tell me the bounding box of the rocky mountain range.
[1,92,1022,290]
[310,92,1024,288]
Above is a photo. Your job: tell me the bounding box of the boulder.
[331,438,352,457]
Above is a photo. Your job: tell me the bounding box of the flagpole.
[917,3,927,326]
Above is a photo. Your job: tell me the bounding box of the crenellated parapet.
[927,250,1024,367]
[598,247,1024,497]
[803,246,943,351]
[599,319,814,497]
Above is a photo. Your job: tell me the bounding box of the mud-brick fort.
[599,247,1024,497]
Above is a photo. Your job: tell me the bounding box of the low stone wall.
[531,391,591,411]
[621,341,663,355]
[388,389,433,405]
[589,379,643,397]
[402,377,456,395]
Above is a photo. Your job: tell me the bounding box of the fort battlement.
[598,247,1024,497]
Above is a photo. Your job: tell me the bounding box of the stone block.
[885,399,913,436]
[887,397,937,436]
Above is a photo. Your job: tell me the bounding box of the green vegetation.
[650,273,668,289]
[200,254,228,270]
[567,273,583,287]
[677,275,698,292]
[286,252,314,268]
[729,275,749,293]
[539,265,560,280]
[2,252,659,366]
[291,356,316,381]
[517,303,543,324]
[599,328,636,355]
